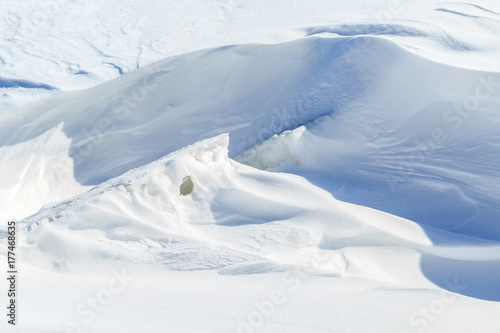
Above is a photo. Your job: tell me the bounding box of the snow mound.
[2,1,500,113]
[10,135,499,303]
[16,134,428,276]
[2,134,499,332]
[2,33,499,246]
[2,2,500,332]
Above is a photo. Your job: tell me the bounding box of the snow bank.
[2,1,500,113]
[3,133,499,332]
[1,2,500,332]
[2,34,499,244]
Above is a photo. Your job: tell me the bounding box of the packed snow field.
[1,1,500,332]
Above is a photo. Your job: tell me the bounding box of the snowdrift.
[3,1,500,115]
[1,32,499,243]
[4,134,499,333]
[15,134,500,293]
[17,134,432,273]
[0,11,499,331]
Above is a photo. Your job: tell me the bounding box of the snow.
[1,0,500,332]
[6,134,500,332]
[2,0,500,113]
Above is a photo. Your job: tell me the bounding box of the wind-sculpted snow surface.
[7,135,500,332]
[2,1,500,113]
[236,58,500,241]
[1,33,500,243]
[2,34,395,220]
[1,3,500,330]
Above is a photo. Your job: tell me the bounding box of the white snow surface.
[2,0,500,113]
[1,1,500,332]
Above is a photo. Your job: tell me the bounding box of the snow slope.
[1,1,500,332]
[2,0,500,113]
[234,49,500,241]
[4,134,500,332]
[1,31,499,241]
